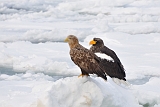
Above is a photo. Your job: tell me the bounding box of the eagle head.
[89,38,104,47]
[65,35,79,49]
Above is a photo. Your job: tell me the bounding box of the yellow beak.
[64,37,69,42]
[89,40,96,45]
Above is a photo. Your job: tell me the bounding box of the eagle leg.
[78,69,89,78]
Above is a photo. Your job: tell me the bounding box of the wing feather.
[100,46,126,78]
[99,59,126,80]
[70,45,107,80]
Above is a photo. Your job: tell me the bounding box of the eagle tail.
[117,62,126,77]
[96,65,107,81]
[112,78,130,86]
[100,74,107,81]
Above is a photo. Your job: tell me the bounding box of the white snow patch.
[0,74,142,107]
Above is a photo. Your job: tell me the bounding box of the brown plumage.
[65,35,107,80]
[89,38,126,81]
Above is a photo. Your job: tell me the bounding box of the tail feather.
[112,78,130,86]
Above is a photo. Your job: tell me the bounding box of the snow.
[0,0,160,107]
[0,74,142,107]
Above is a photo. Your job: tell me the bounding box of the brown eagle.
[89,38,126,81]
[65,35,107,80]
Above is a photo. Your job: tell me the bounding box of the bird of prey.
[89,38,126,82]
[65,35,107,80]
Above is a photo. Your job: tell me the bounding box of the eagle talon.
[78,74,89,78]
[78,74,83,78]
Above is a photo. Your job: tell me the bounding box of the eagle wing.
[70,45,107,80]
[100,46,121,62]
[99,58,126,80]
[100,46,126,76]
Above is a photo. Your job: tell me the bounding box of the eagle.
[65,35,107,80]
[89,38,126,81]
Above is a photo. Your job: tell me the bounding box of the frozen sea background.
[0,0,160,107]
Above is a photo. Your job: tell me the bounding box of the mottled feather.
[65,35,107,80]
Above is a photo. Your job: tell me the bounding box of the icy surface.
[0,0,160,107]
[0,74,142,107]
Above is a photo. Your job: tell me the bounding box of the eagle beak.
[64,37,69,42]
[89,40,96,45]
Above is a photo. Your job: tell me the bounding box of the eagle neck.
[69,42,79,49]
[91,45,104,53]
